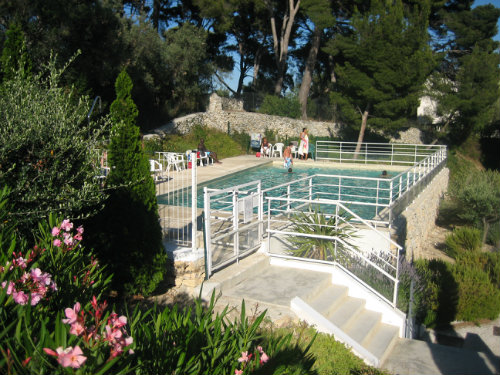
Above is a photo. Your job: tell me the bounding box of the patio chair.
[149,159,163,181]
[272,143,284,158]
[166,153,185,171]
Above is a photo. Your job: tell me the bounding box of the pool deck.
[188,154,408,185]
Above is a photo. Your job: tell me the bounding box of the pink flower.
[51,226,61,236]
[14,257,27,269]
[73,233,83,241]
[43,348,57,357]
[31,268,51,285]
[238,351,251,363]
[2,281,15,295]
[62,302,81,325]
[260,352,269,364]
[69,322,85,336]
[60,219,73,232]
[13,290,29,305]
[53,239,62,247]
[235,370,243,375]
[30,292,42,306]
[63,236,74,246]
[57,346,87,368]
[76,226,84,235]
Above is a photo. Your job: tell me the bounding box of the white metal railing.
[315,141,446,166]
[204,181,262,277]
[266,197,403,307]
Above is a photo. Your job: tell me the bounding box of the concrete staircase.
[294,283,400,367]
[198,254,403,368]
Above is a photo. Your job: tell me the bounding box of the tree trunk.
[252,47,263,89]
[354,107,369,159]
[299,26,321,120]
[269,0,301,95]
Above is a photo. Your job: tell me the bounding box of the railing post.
[258,181,263,240]
[267,198,271,255]
[398,175,402,198]
[192,152,197,253]
[375,179,380,217]
[204,187,212,278]
[389,179,394,206]
[287,185,291,213]
[233,190,239,260]
[391,144,394,165]
[339,142,343,163]
[309,177,313,201]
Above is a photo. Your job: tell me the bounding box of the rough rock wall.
[145,94,340,139]
[396,167,449,259]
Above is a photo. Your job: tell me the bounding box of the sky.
[224,1,500,92]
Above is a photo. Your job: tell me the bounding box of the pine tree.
[326,0,435,153]
[94,70,166,296]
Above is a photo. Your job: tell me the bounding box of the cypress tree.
[95,70,166,296]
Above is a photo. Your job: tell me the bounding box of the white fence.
[315,141,446,167]
[265,197,403,307]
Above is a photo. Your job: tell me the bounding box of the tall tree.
[326,0,434,154]
[431,3,500,144]
[297,0,334,119]
[93,70,167,296]
[266,0,301,95]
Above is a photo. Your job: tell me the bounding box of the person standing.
[298,128,309,160]
[283,142,294,171]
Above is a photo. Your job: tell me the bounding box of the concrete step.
[343,309,382,344]
[362,322,400,365]
[327,296,366,328]
[306,285,349,317]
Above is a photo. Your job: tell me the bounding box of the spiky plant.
[288,206,358,261]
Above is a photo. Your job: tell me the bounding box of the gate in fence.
[157,152,198,251]
[203,181,263,277]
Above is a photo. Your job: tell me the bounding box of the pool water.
[158,164,395,219]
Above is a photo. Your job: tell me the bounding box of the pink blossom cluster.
[1,250,56,306]
[235,346,269,374]
[44,296,134,369]
[52,219,83,250]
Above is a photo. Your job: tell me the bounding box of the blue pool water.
[158,164,396,219]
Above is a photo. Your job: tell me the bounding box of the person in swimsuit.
[283,142,293,171]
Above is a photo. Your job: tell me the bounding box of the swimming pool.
[157,164,400,219]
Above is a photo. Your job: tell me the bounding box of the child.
[283,142,293,171]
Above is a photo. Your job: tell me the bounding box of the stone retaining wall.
[145,94,425,145]
[395,167,449,259]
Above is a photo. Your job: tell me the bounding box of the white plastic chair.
[272,143,284,158]
[166,153,185,171]
[290,142,299,158]
[149,159,163,181]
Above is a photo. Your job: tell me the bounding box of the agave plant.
[288,206,358,261]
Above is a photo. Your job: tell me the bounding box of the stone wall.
[145,93,340,139]
[395,167,449,259]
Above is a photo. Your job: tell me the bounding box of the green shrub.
[259,94,301,119]
[444,226,482,258]
[453,252,500,322]
[414,259,458,328]
[143,124,245,159]
[0,55,110,238]
[131,293,271,374]
[231,130,251,153]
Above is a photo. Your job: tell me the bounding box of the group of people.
[260,127,309,172]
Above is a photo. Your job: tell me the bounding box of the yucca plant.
[288,206,358,261]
